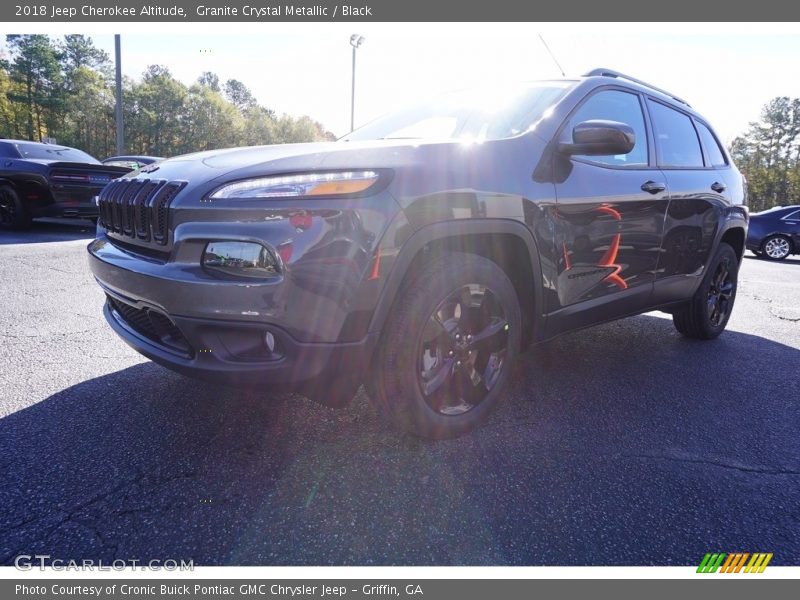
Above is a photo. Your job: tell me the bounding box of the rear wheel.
[0,185,32,230]
[368,252,522,439]
[762,235,792,260]
[673,242,739,339]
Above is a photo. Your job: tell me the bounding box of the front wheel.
[762,235,792,260]
[368,252,522,439]
[672,242,739,339]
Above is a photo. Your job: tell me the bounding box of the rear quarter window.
[696,121,727,167]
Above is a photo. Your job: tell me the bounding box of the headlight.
[210,170,380,199]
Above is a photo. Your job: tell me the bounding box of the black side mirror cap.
[557,119,635,156]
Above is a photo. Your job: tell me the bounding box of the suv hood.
[136,138,490,183]
[129,135,544,205]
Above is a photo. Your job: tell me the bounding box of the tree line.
[0,34,335,160]
[730,96,800,212]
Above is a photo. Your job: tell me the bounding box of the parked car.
[88,68,748,438]
[0,139,130,229]
[746,205,800,260]
[102,155,164,171]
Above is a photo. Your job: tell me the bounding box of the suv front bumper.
[89,236,378,404]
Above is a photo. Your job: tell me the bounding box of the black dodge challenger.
[0,139,130,229]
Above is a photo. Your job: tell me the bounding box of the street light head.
[350,34,365,48]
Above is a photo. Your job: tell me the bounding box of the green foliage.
[197,71,220,92]
[224,78,256,111]
[5,34,62,141]
[1,34,336,160]
[730,96,800,212]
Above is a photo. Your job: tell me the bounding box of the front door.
[552,88,668,316]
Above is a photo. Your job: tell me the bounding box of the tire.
[368,252,522,439]
[0,185,32,230]
[672,242,739,340]
[761,235,792,261]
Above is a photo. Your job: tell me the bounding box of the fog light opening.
[202,241,280,279]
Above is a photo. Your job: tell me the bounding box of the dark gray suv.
[88,68,748,438]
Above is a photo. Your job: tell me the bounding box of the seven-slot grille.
[98,179,186,245]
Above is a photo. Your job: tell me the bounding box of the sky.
[5,23,800,143]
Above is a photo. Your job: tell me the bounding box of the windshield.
[16,143,99,164]
[342,82,572,142]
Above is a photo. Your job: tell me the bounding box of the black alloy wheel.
[417,284,509,416]
[706,256,735,327]
[673,242,739,340]
[0,185,31,230]
[369,252,522,439]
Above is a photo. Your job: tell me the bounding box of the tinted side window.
[696,121,727,167]
[647,100,704,168]
[563,90,648,167]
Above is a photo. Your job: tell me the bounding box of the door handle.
[711,181,727,193]
[641,181,666,194]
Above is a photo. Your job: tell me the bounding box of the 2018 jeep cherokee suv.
[88,68,748,438]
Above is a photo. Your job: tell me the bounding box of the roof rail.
[582,68,691,107]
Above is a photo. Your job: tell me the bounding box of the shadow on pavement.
[0,219,95,245]
[1,314,798,565]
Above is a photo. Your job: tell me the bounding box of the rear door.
[551,88,668,321]
[646,99,728,291]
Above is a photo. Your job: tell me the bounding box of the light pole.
[350,34,365,132]
[114,34,124,155]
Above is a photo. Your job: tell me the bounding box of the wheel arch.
[368,219,545,350]
[720,225,746,262]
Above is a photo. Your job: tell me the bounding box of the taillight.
[51,171,90,182]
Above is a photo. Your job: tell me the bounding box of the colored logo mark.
[697,552,773,573]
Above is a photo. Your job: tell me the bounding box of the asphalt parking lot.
[1,219,798,566]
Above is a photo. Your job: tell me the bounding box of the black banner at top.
[4,0,800,22]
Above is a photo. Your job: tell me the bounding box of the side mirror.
[558,120,635,156]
